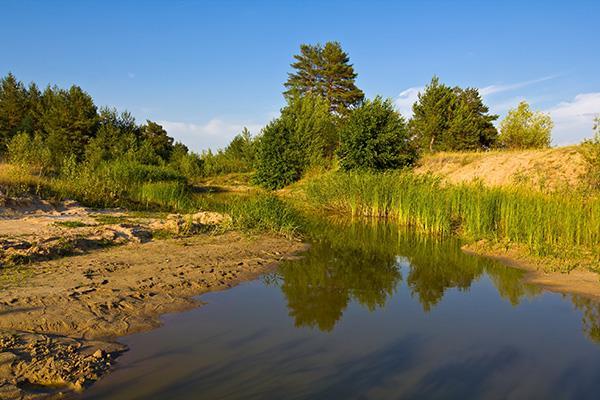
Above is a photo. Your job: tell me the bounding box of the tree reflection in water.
[269,219,544,331]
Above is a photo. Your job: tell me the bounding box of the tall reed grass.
[1,160,194,212]
[204,193,304,239]
[304,171,600,257]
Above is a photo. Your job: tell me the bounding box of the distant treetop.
[284,41,364,115]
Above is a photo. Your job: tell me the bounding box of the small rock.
[92,349,104,359]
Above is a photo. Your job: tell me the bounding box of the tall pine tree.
[0,73,28,149]
[284,42,364,114]
[447,88,498,150]
[41,85,98,161]
[410,76,455,152]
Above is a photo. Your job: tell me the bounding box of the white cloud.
[393,77,600,146]
[394,87,423,118]
[479,75,556,96]
[394,76,557,119]
[545,93,600,145]
[159,119,264,152]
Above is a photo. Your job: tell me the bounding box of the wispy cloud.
[393,77,600,145]
[394,75,558,119]
[394,87,423,118]
[545,92,600,145]
[479,75,557,96]
[159,119,265,152]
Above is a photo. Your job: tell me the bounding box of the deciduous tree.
[498,101,553,149]
[254,95,336,189]
[338,97,417,171]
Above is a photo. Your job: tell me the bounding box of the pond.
[83,220,600,399]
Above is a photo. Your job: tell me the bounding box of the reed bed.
[304,171,600,257]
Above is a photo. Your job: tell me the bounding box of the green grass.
[1,160,195,213]
[91,214,131,225]
[304,170,600,259]
[190,192,304,239]
[53,220,92,228]
[1,162,304,239]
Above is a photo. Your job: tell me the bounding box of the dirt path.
[0,200,306,399]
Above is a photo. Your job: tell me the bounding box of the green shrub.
[252,118,305,189]
[50,158,188,209]
[197,127,257,177]
[581,117,600,190]
[253,95,337,189]
[7,131,54,173]
[498,101,553,149]
[338,97,418,171]
[201,149,252,176]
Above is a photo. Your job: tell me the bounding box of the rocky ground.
[0,197,306,399]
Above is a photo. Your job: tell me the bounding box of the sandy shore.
[463,242,600,301]
[0,200,306,399]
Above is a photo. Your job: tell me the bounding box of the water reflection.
[271,219,542,330]
[571,294,600,343]
[84,218,600,400]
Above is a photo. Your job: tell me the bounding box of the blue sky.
[2,0,599,151]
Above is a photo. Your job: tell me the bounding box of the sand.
[0,200,305,399]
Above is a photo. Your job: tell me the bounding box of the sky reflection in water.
[84,221,600,400]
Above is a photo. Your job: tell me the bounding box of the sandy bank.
[0,200,306,398]
[463,242,600,301]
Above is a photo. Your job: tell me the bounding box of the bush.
[252,118,304,189]
[198,128,257,177]
[253,95,337,189]
[581,117,600,190]
[7,131,54,173]
[201,149,252,176]
[338,97,418,171]
[498,101,553,149]
[169,144,204,179]
[51,158,188,209]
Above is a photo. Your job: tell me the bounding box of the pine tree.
[284,42,364,114]
[85,107,139,165]
[447,88,498,150]
[22,82,43,133]
[41,85,98,161]
[0,73,28,150]
[139,120,174,161]
[410,76,455,152]
[410,77,498,151]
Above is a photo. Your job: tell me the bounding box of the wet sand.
[463,242,600,301]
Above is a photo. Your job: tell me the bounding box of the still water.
[84,221,600,399]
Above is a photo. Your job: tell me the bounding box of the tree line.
[249,41,554,189]
[0,41,558,190]
[0,72,202,177]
